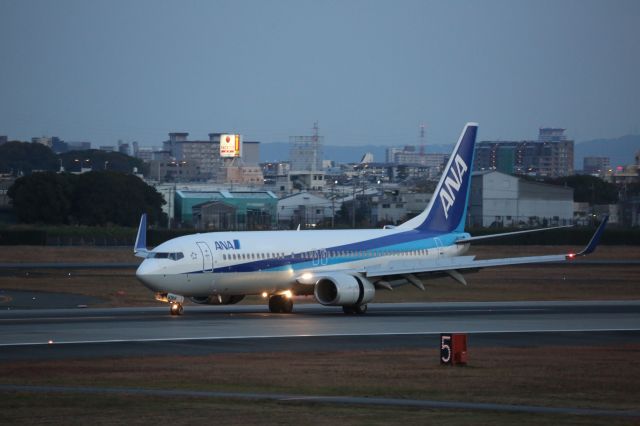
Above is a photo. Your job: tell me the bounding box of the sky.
[1,0,639,148]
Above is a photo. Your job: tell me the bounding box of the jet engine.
[189,295,245,305]
[313,273,375,306]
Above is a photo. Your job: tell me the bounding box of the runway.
[1,301,639,360]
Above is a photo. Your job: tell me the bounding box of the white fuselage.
[136,227,469,297]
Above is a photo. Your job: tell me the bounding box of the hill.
[574,134,640,169]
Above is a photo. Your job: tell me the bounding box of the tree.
[7,171,165,226]
[549,175,618,204]
[0,142,59,175]
[7,172,74,224]
[71,171,164,226]
[58,149,144,174]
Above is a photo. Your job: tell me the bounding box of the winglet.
[570,215,608,258]
[134,213,149,258]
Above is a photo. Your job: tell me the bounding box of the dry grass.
[0,246,136,263]
[2,346,639,414]
[4,393,627,426]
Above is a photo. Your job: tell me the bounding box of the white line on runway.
[1,327,639,348]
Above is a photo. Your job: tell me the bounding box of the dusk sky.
[1,0,638,148]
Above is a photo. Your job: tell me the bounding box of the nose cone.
[136,260,162,291]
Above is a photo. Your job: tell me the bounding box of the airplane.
[134,123,608,316]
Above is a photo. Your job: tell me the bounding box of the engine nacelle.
[189,295,245,305]
[314,273,375,306]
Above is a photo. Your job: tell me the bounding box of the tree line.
[8,171,165,227]
[0,141,145,175]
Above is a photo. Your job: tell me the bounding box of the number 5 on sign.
[440,334,452,364]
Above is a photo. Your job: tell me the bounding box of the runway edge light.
[440,333,468,366]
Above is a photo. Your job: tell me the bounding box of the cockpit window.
[150,252,184,261]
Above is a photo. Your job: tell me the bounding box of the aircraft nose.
[136,260,158,284]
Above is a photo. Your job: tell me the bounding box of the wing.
[362,216,608,284]
[454,225,574,244]
[296,216,608,290]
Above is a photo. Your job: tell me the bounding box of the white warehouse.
[469,171,574,228]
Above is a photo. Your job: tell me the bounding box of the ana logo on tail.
[439,154,468,219]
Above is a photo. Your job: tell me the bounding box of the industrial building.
[469,171,574,228]
[175,189,277,230]
[277,192,333,228]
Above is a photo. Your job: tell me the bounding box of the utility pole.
[331,180,336,229]
[351,181,357,229]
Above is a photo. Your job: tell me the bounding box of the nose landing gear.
[156,293,185,316]
[170,302,184,316]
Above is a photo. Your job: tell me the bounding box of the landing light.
[261,292,268,298]
[300,272,313,281]
[283,290,293,299]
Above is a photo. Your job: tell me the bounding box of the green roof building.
[175,190,278,230]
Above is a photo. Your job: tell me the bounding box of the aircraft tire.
[269,295,293,313]
[354,304,367,314]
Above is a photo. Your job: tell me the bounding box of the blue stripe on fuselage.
[186,229,467,274]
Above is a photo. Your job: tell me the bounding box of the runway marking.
[1,327,639,347]
[0,384,638,418]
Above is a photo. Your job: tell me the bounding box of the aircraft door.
[196,242,214,272]
[434,238,444,263]
[312,250,328,267]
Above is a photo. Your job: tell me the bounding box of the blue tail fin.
[398,123,478,234]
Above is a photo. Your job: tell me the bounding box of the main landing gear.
[342,304,368,315]
[268,294,293,313]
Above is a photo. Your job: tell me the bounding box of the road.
[1,301,638,360]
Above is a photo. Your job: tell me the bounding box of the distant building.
[277,192,333,228]
[135,147,155,162]
[243,141,260,165]
[164,132,219,181]
[162,132,260,182]
[583,157,611,175]
[469,171,574,227]
[370,192,406,225]
[175,189,277,229]
[100,146,116,152]
[32,136,52,148]
[538,128,567,142]
[474,129,574,178]
[51,137,67,153]
[290,123,323,172]
[67,141,91,151]
[118,141,130,156]
[224,165,264,186]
